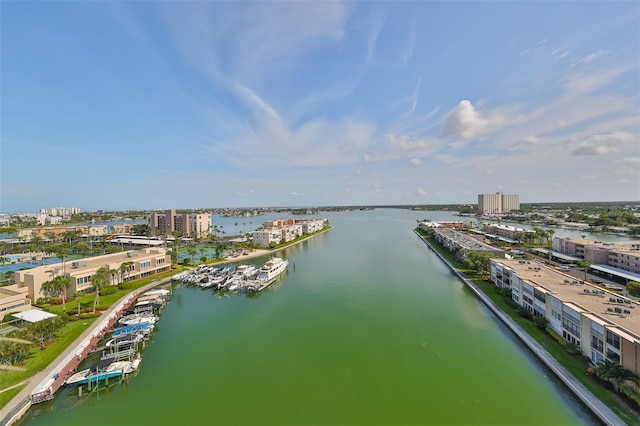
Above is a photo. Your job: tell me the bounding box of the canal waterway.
[19,209,600,425]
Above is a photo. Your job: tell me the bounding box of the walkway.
[415,231,625,426]
[0,276,173,426]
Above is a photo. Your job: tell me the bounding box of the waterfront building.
[252,218,327,248]
[0,248,171,315]
[418,221,471,230]
[553,237,640,275]
[39,207,82,217]
[16,225,108,240]
[111,224,136,234]
[149,210,212,238]
[430,228,506,259]
[477,192,520,215]
[490,258,640,394]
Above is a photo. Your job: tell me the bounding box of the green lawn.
[0,385,25,408]
[417,230,640,423]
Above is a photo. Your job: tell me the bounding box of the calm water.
[21,209,599,425]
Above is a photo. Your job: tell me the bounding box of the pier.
[0,277,173,426]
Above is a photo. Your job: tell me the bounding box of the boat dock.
[0,278,173,426]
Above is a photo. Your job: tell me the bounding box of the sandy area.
[221,249,272,262]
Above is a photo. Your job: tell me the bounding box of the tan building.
[478,192,520,215]
[252,218,328,248]
[149,210,212,238]
[112,223,136,234]
[2,248,171,309]
[17,225,108,240]
[491,258,640,393]
[553,237,640,275]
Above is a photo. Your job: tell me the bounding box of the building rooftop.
[498,259,640,340]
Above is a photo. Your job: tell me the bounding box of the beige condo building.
[0,248,171,316]
[149,210,212,238]
[478,192,520,215]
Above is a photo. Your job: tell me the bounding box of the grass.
[417,230,640,424]
[0,385,25,407]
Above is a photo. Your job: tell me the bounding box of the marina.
[14,210,601,426]
[178,257,290,293]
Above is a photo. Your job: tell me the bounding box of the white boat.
[118,314,158,326]
[257,258,289,285]
[65,360,136,386]
[105,333,144,348]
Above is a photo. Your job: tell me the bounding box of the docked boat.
[256,258,289,285]
[118,313,158,326]
[105,332,144,348]
[65,359,139,386]
[112,323,153,337]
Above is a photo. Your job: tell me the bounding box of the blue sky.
[1,1,639,212]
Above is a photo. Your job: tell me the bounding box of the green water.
[21,209,598,425]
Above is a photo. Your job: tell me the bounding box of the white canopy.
[12,309,57,323]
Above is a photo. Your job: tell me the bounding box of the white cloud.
[564,67,629,96]
[408,158,422,166]
[440,100,512,139]
[572,131,636,156]
[571,49,610,67]
[415,187,426,196]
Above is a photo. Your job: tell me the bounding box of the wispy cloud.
[571,131,636,156]
[571,49,611,67]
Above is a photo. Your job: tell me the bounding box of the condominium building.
[149,210,212,238]
[39,207,82,217]
[491,258,640,394]
[477,192,520,215]
[252,218,327,248]
[16,225,109,240]
[553,237,640,275]
[1,248,171,316]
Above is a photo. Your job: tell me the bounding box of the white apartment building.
[477,192,520,215]
[251,218,328,248]
[39,207,82,216]
[252,229,283,248]
[491,258,640,394]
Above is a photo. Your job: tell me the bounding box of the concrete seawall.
[415,230,625,426]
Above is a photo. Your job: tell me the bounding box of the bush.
[119,282,132,290]
[99,286,118,296]
[532,316,548,330]
[3,312,19,323]
[516,306,532,320]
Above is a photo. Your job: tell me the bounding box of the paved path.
[0,276,173,426]
[415,231,626,426]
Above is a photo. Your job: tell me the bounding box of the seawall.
[414,230,624,426]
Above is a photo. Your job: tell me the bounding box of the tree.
[596,359,640,393]
[41,275,71,312]
[92,267,109,313]
[622,281,640,298]
[463,251,495,277]
[132,224,151,236]
[53,244,69,275]
[188,248,197,264]
[576,260,591,281]
[120,261,134,284]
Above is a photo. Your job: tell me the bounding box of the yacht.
[257,258,289,284]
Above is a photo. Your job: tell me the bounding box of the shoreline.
[0,228,331,425]
[414,229,624,426]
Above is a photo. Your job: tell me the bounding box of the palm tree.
[120,261,134,284]
[92,267,109,313]
[188,248,197,264]
[234,222,239,237]
[576,260,591,281]
[41,276,71,312]
[596,360,640,392]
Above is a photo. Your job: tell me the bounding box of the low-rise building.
[251,218,328,248]
[491,258,640,394]
[553,237,640,275]
[431,228,505,259]
[3,248,171,307]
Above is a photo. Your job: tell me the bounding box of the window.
[606,331,621,349]
[140,261,151,269]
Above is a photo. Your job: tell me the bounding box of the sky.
[1,1,639,212]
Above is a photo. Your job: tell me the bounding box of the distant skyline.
[2,2,639,213]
